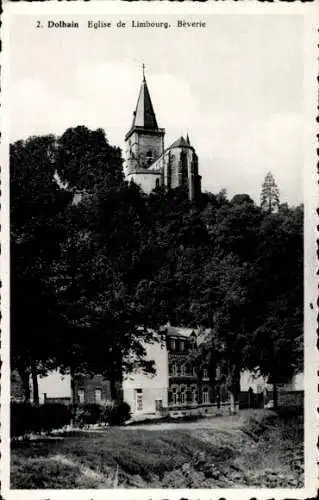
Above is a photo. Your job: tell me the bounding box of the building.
[19,326,233,417]
[124,70,201,202]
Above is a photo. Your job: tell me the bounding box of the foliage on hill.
[10,128,303,403]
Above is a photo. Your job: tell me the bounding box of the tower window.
[146,150,153,165]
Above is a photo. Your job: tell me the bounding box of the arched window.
[155,178,160,188]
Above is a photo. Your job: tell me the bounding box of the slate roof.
[168,136,193,150]
[132,76,158,130]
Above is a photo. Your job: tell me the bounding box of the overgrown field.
[11,410,303,489]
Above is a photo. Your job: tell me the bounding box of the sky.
[8,14,304,205]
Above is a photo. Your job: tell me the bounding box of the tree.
[50,182,169,400]
[56,126,124,194]
[260,171,280,213]
[10,136,72,402]
[246,204,303,406]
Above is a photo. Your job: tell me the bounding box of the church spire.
[131,69,158,130]
[186,132,190,145]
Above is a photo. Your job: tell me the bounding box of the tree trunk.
[273,382,278,409]
[110,376,118,402]
[110,349,123,402]
[70,366,77,426]
[20,369,31,403]
[70,366,76,406]
[229,391,236,414]
[31,361,39,405]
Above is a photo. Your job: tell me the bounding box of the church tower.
[124,68,165,192]
[123,69,201,201]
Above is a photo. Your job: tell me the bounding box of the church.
[124,69,202,202]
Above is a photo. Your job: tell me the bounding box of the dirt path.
[123,412,250,432]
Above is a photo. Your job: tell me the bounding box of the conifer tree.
[260,171,280,213]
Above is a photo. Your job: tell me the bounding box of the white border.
[1,2,318,499]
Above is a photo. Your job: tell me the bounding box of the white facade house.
[122,339,169,416]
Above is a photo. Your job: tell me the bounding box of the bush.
[37,404,71,433]
[11,402,35,437]
[103,401,131,426]
[75,404,103,427]
[11,402,72,437]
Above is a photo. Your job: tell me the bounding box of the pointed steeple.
[132,70,158,130]
[186,133,190,145]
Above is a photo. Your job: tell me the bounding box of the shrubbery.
[11,402,72,437]
[74,402,131,427]
[74,404,103,427]
[104,401,131,426]
[11,401,132,437]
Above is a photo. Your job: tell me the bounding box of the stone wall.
[167,402,237,418]
[127,170,162,194]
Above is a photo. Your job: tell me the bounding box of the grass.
[11,409,304,489]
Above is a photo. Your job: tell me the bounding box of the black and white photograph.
[1,2,317,498]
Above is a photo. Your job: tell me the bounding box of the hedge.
[11,400,132,437]
[11,402,72,437]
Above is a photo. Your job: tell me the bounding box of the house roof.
[131,76,158,130]
[165,325,197,338]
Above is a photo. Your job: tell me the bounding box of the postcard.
[1,2,318,499]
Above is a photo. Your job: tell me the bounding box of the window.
[202,387,209,404]
[172,387,178,405]
[77,389,85,404]
[192,386,198,404]
[155,178,160,188]
[95,389,102,403]
[203,368,209,379]
[193,367,197,377]
[180,386,186,404]
[135,389,143,411]
[169,363,173,375]
[180,340,185,351]
[170,339,176,350]
[146,150,153,165]
[155,399,163,412]
[180,364,185,376]
[216,366,221,378]
[169,363,177,377]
